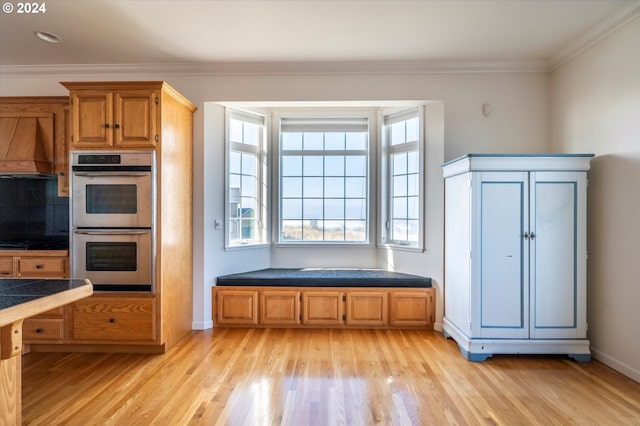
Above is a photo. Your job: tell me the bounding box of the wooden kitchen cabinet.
[260,290,301,326]
[70,295,156,343]
[345,290,388,327]
[0,257,14,277]
[215,289,259,325]
[302,290,344,326]
[0,97,70,196]
[19,257,67,278]
[64,84,159,149]
[214,286,435,329]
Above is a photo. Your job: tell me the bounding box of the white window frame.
[379,106,425,251]
[273,110,376,245]
[225,108,269,249]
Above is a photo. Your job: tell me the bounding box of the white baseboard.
[591,347,640,384]
[192,320,214,330]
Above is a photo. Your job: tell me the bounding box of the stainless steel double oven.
[71,151,155,292]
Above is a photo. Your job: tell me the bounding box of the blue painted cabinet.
[442,154,593,361]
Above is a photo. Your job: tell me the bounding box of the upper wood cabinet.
[0,97,70,196]
[67,87,158,149]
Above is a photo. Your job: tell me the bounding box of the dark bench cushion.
[216,268,431,288]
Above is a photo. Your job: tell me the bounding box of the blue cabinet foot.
[459,345,493,362]
[568,353,591,362]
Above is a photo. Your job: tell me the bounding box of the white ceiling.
[0,0,638,73]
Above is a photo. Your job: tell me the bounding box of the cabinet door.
[302,290,344,326]
[215,289,259,325]
[529,172,587,339]
[474,172,529,338]
[70,91,114,148]
[345,290,388,326]
[114,90,158,148]
[389,290,434,327]
[260,290,301,326]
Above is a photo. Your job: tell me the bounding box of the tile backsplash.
[0,177,69,244]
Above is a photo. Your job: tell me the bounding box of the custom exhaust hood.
[0,113,54,175]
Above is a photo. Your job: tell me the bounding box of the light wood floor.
[22,328,640,425]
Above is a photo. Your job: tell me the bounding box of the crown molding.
[0,59,549,78]
[549,1,640,71]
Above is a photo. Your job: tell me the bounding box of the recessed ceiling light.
[35,31,62,43]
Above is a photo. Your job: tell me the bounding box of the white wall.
[0,69,549,333]
[549,15,640,382]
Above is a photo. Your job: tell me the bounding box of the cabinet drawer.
[0,257,15,277]
[19,257,67,277]
[71,297,155,342]
[23,318,65,341]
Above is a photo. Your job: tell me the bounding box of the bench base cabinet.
[214,286,434,329]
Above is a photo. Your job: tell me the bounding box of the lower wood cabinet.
[213,286,434,329]
[70,296,156,343]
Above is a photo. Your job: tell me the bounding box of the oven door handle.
[72,172,150,177]
[74,230,150,235]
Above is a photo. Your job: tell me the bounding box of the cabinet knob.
[523,232,530,240]
[114,123,120,129]
[35,264,44,269]
[35,328,44,334]
[109,318,116,324]
[105,123,110,129]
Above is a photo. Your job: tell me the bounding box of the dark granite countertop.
[0,279,93,326]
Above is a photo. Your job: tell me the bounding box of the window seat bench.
[213,268,434,329]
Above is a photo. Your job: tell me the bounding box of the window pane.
[240,197,256,214]
[408,196,420,219]
[393,197,407,218]
[282,199,302,219]
[229,119,243,143]
[346,220,366,242]
[407,151,418,174]
[391,121,405,145]
[345,199,366,220]
[325,133,345,150]
[303,156,323,176]
[392,220,407,241]
[243,122,260,146]
[282,177,302,198]
[282,132,302,150]
[345,156,366,176]
[302,220,323,240]
[393,175,407,197]
[345,177,366,198]
[324,156,344,176]
[303,132,323,150]
[393,153,407,175]
[325,177,344,198]
[303,177,323,197]
[406,117,419,142]
[408,174,419,196]
[241,154,256,175]
[241,175,255,197]
[282,156,302,176]
[324,221,345,241]
[240,219,255,239]
[282,220,302,240]
[346,132,367,150]
[325,199,344,219]
[230,152,241,174]
[229,174,240,192]
[407,220,420,242]
[303,199,323,219]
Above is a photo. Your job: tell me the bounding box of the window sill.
[273,242,374,249]
[225,243,270,252]
[377,243,425,253]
